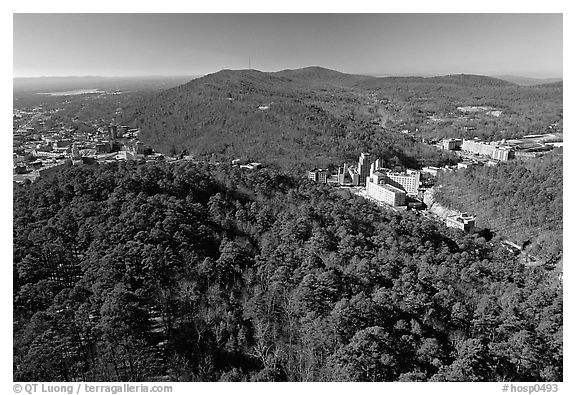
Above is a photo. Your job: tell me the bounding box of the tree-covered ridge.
[434,154,563,259]
[14,162,562,381]
[354,76,562,141]
[121,68,561,169]
[123,70,455,170]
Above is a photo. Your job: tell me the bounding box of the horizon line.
[12,71,565,80]
[13,74,204,79]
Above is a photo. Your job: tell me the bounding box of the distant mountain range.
[493,75,563,86]
[13,75,200,93]
[13,70,562,90]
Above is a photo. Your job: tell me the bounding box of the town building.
[115,149,137,161]
[120,142,153,156]
[441,138,463,150]
[460,139,513,161]
[366,175,406,206]
[446,212,476,232]
[383,169,421,195]
[240,162,262,170]
[95,142,113,153]
[366,161,421,195]
[492,147,513,161]
[308,169,329,184]
[514,151,539,159]
[32,150,66,159]
[79,149,97,157]
[336,163,360,186]
[461,139,496,157]
[70,143,83,165]
[421,166,441,177]
[347,168,360,185]
[357,152,372,185]
[53,139,71,148]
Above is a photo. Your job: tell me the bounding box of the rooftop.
[382,183,406,194]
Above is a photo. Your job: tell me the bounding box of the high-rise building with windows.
[358,152,372,185]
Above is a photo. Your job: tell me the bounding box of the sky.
[13,13,563,78]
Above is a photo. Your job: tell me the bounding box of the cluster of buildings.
[504,133,563,158]
[439,133,562,162]
[461,139,513,161]
[308,153,421,208]
[441,138,513,161]
[13,110,158,183]
[426,106,502,125]
[365,162,420,207]
[307,152,479,233]
[308,152,372,187]
[365,172,407,207]
[456,106,502,118]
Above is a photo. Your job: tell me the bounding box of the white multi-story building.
[383,169,420,195]
[366,175,406,206]
[461,139,513,161]
[368,162,420,196]
[492,147,512,161]
[461,139,495,156]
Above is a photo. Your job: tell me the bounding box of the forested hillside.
[118,68,561,170]
[434,153,563,259]
[353,74,562,141]
[14,162,562,381]
[123,68,457,170]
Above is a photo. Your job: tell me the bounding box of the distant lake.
[37,89,105,96]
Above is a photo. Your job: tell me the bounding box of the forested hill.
[425,74,513,87]
[537,81,563,89]
[273,66,376,87]
[124,67,457,170]
[14,162,562,382]
[434,153,563,260]
[121,67,561,169]
[357,74,513,88]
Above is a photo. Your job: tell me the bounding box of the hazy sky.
[13,13,563,78]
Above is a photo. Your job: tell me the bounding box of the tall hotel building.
[358,152,372,185]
